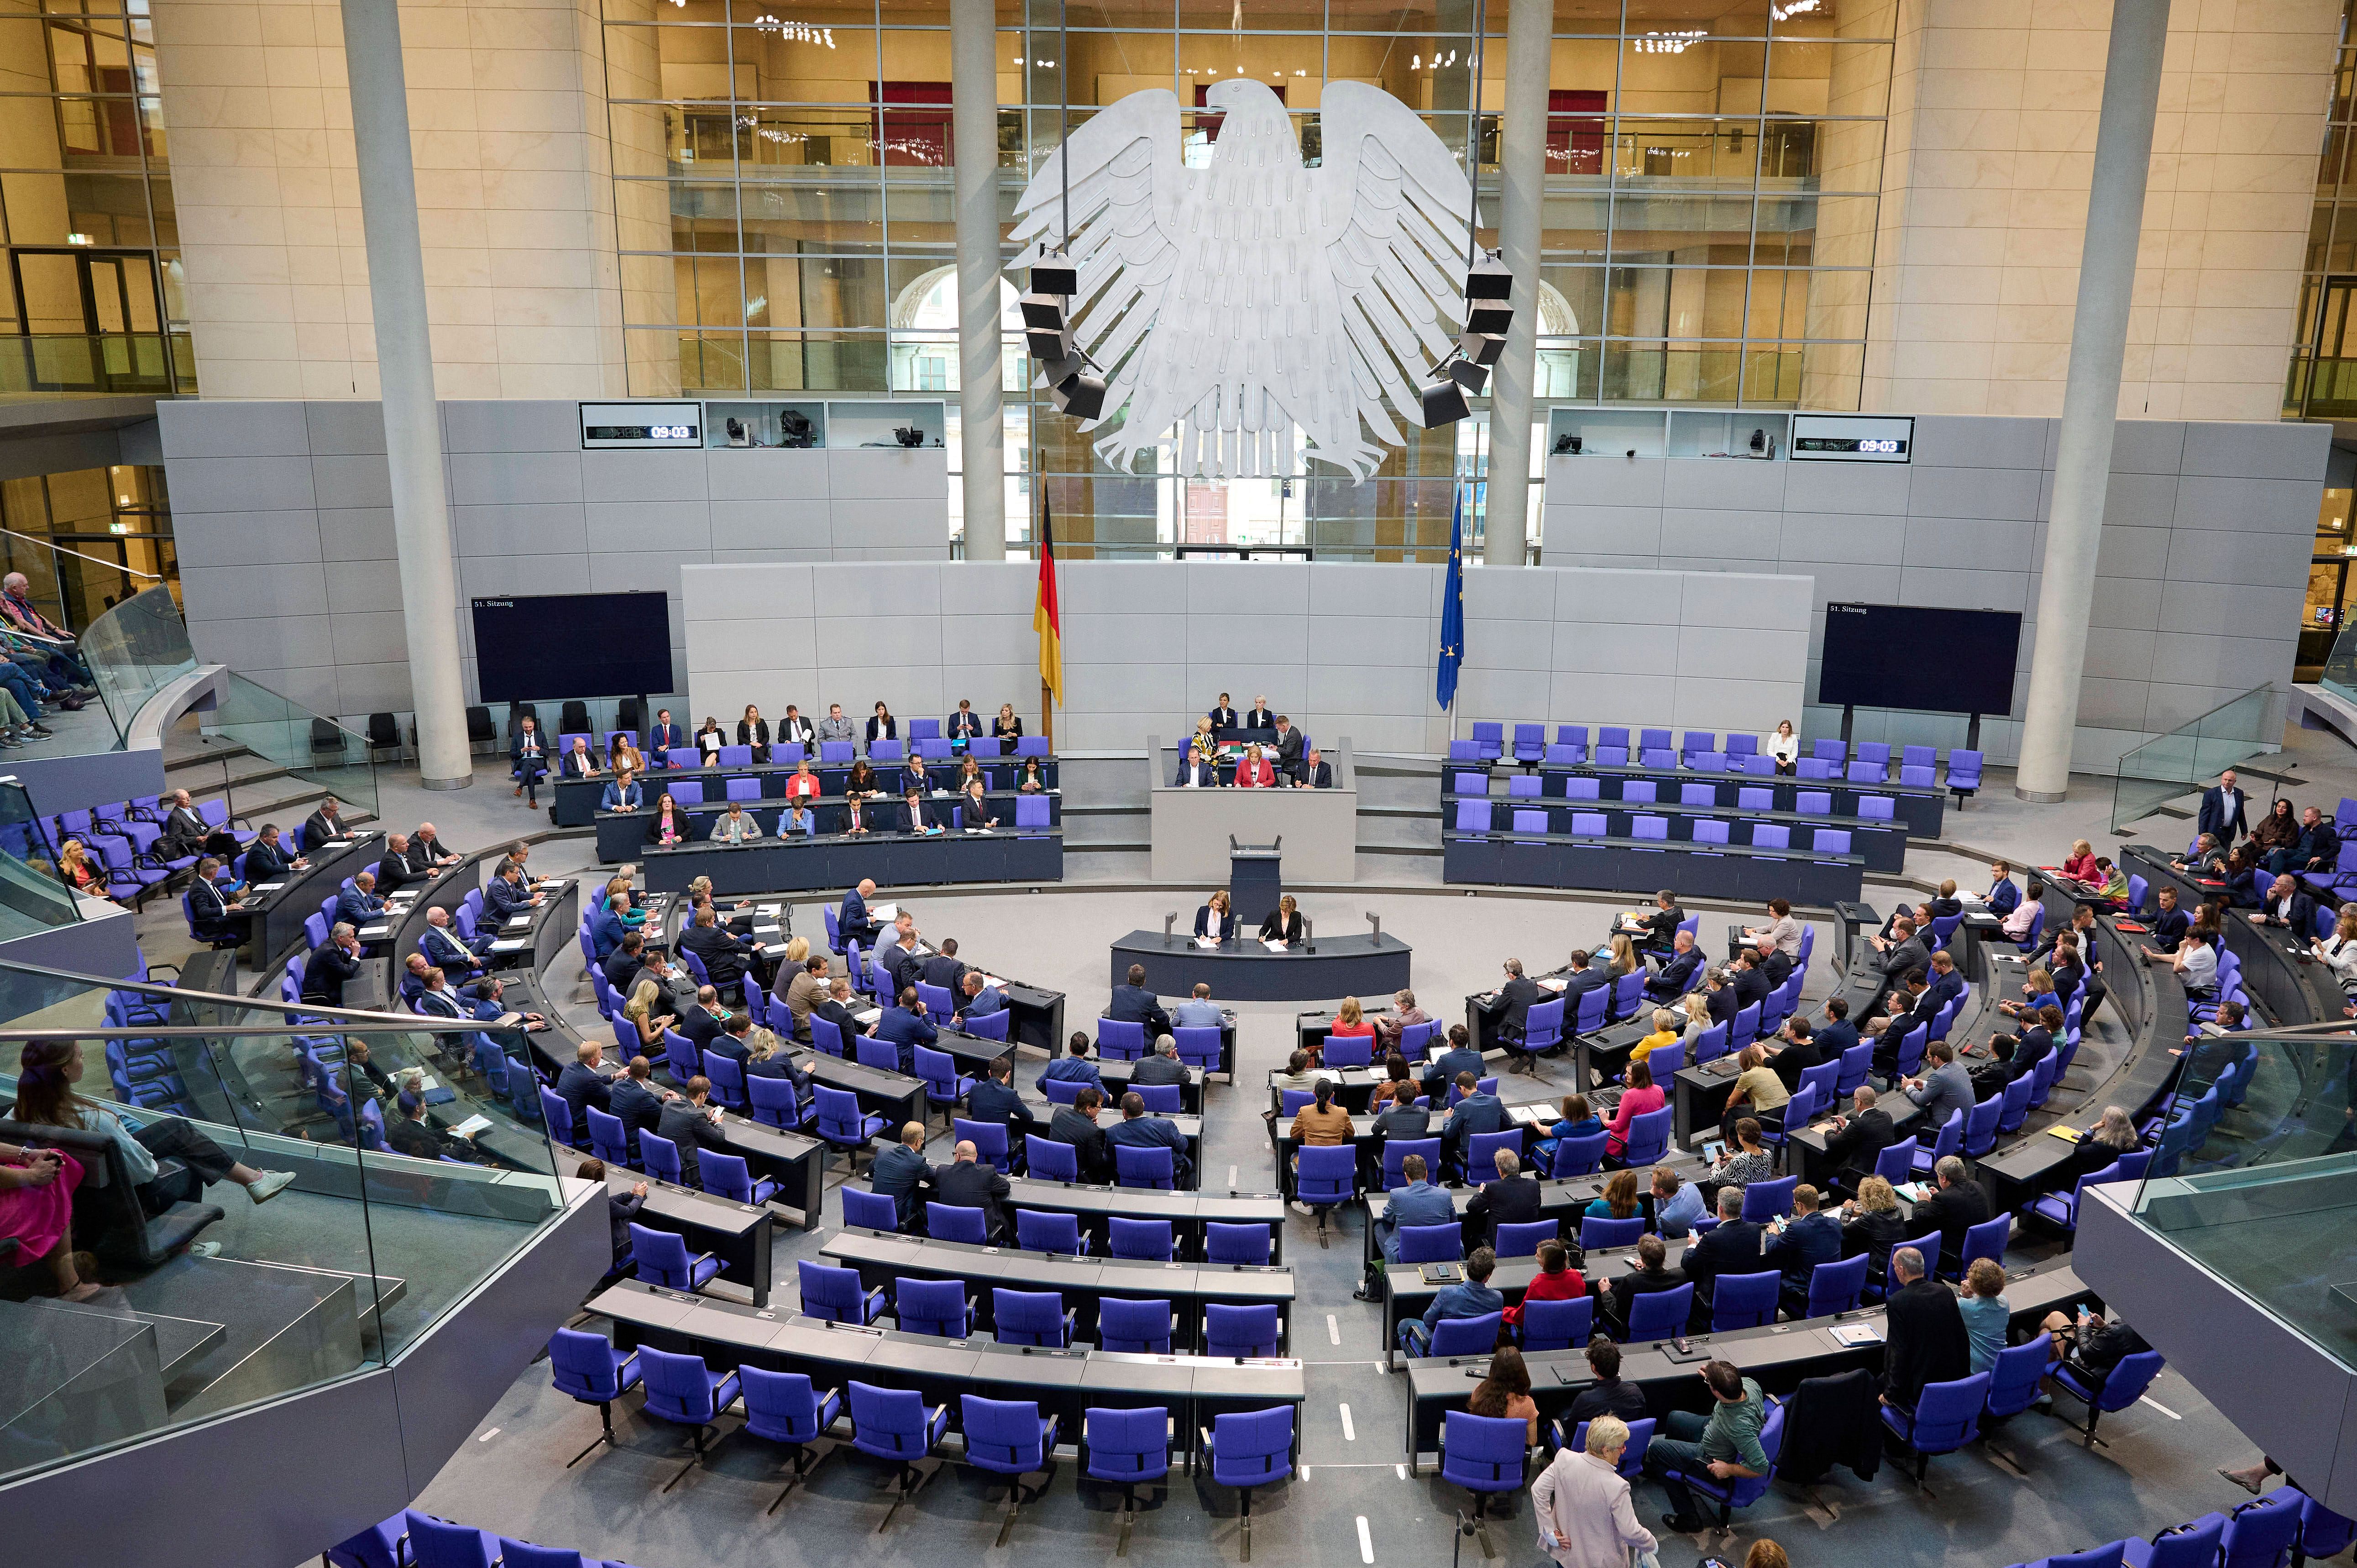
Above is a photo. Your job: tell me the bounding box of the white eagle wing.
[1314,82,1478,439]
[1008,93,1187,465]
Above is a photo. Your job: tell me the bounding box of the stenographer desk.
[553,754,1062,828]
[1110,930,1411,1004]
[1445,829,1864,904]
[819,1230,1294,1353]
[585,1281,1303,1462]
[643,827,1063,897]
[1401,1256,2098,1468]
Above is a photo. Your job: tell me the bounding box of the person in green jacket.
[1645,1359,1769,1532]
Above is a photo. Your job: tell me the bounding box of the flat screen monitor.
[1818,602,2021,716]
[470,592,674,703]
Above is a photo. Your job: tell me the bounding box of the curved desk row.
[586,1279,1307,1453]
[596,792,1063,863]
[2121,844,2342,1029]
[642,828,1063,898]
[820,1230,1293,1354]
[1110,930,1413,1005]
[1450,761,1946,839]
[1445,829,1865,904]
[1445,793,1907,874]
[1400,1255,2095,1468]
[551,756,1062,827]
[238,829,388,969]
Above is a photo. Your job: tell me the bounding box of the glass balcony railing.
[2122,1027,2357,1372]
[0,331,194,396]
[2111,682,2288,836]
[0,780,84,938]
[81,584,195,744]
[0,958,572,1485]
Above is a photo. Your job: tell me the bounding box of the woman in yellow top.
[1288,1078,1354,1149]
[1628,1008,1680,1064]
[1719,1043,1790,1147]
[1607,933,1638,976]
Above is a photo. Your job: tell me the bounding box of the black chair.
[365,711,402,762]
[560,700,592,734]
[617,697,645,735]
[0,1115,224,1268]
[466,705,496,755]
[309,718,345,761]
[507,702,538,744]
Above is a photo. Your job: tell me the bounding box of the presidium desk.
[1147,736,1357,885]
[1110,929,1411,1003]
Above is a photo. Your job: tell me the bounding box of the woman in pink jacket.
[1604,1057,1666,1160]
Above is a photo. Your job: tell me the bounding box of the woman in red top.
[1604,1057,1666,1159]
[1503,1237,1586,1327]
[784,759,822,801]
[1329,996,1376,1040]
[1232,744,1277,788]
[2059,838,2100,884]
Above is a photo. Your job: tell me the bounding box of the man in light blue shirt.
[1173,983,1223,1029]
[1902,1039,1974,1130]
[1651,1167,1707,1238]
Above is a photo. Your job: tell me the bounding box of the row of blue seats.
[546,1323,1298,1545]
[602,734,1054,771]
[1454,723,1985,795]
[1452,801,1863,857]
[329,1507,645,1568]
[35,794,252,909]
[2009,1484,2355,1568]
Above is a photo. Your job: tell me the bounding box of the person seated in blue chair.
[1532,1093,1602,1170]
[1645,1359,1769,1535]
[335,869,384,930]
[870,1121,937,1226]
[186,856,247,941]
[870,985,938,1072]
[419,907,487,979]
[779,798,818,838]
[901,781,946,836]
[1651,1167,1707,1238]
[1400,1244,1501,1356]
[1420,1022,1485,1105]
[1645,930,1703,1001]
[954,969,1005,1027]
[509,716,549,805]
[1440,1071,1506,1180]
[1038,1031,1103,1093]
[964,1053,1038,1135]
[1761,1182,1842,1318]
[600,767,644,815]
[1366,1150,1453,1292]
[1105,1089,1194,1188]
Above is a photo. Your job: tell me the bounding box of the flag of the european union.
[1437,486,1464,711]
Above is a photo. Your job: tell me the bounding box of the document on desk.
[1262,940,1289,952]
[490,938,530,953]
[870,903,899,924]
[1828,1322,1882,1348]
[503,915,533,930]
[252,883,286,893]
[449,1113,493,1139]
[1539,977,1566,992]
[359,924,390,940]
[855,1008,883,1026]
[1195,936,1220,949]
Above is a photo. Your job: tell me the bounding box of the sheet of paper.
[489,938,529,952]
[1263,939,1288,952]
[252,882,286,892]
[855,1008,882,1025]
[450,1114,492,1138]
[504,916,532,929]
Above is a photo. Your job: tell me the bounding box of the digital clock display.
[585,424,697,442]
[1795,437,1905,455]
[579,402,706,448]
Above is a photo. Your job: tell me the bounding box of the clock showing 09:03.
[578,402,704,449]
[1789,415,1915,464]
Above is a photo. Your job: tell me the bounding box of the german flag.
[1035,493,1063,709]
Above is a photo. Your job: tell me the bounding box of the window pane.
[1609,189,1755,256]
[1611,117,1760,184]
[1627,0,1771,37]
[753,332,889,391]
[1771,39,1890,121]
[1796,337,1860,408]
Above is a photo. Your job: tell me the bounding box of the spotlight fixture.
[1420,250,1515,429]
[1027,247,1107,420]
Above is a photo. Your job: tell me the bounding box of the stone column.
[953,0,1005,559]
[2014,0,2171,801]
[340,0,469,788]
[1481,0,1550,566]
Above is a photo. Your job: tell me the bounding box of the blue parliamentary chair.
[797,1258,885,1324]
[628,1223,717,1293]
[846,1380,950,1530]
[1084,1404,1171,1555]
[638,1345,743,1493]
[739,1366,840,1513]
[1199,1406,1295,1562]
[1441,1410,1533,1555]
[960,1395,1061,1546]
[1881,1371,1990,1491]
[546,1327,639,1469]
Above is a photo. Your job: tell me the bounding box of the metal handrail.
[0,1022,489,1040]
[0,955,481,1032]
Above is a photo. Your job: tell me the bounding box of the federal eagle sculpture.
[1010,76,1480,483]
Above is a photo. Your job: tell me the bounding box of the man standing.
[1881,1245,1971,1412]
[1270,715,1305,781]
[1107,964,1171,1037]
[2199,769,2250,847]
[839,879,883,948]
[1105,1090,1194,1187]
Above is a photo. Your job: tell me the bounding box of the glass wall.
[600,0,1891,555]
[0,0,192,395]
[0,463,174,633]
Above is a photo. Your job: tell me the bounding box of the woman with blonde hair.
[782,934,809,971]
[1841,1173,1911,1282]
[1331,996,1372,1037]
[55,838,124,906]
[623,977,674,1051]
[1607,933,1637,976]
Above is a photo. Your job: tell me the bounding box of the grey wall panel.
[443,398,577,454]
[324,559,407,615]
[305,400,386,455]
[157,397,310,459]
[320,507,399,562]
[581,447,708,502]
[708,448,831,501]
[451,502,590,558]
[1544,414,2322,770]
[449,452,587,508]
[1663,455,1785,510]
[312,452,394,510]
[167,453,317,513]
[172,511,324,568]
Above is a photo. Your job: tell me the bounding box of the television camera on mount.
[778,409,817,448]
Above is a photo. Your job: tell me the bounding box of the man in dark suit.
[1820,1085,1896,1178]
[1762,1183,1844,1317]
[1107,964,1170,1036]
[159,789,214,860]
[1912,1154,1992,1271]
[839,879,882,948]
[1294,747,1333,789]
[1869,917,1928,984]
[2256,873,2320,941]
[1421,1026,1486,1105]
[1703,968,1739,1026]
[649,709,685,753]
[1175,748,1220,788]
[1105,1090,1194,1187]
[1463,1146,1541,1244]
[654,1077,730,1188]
[869,1123,936,1226]
[1680,1186,1764,1320]
[776,706,816,751]
[813,977,866,1053]
[1728,951,1772,1011]
[681,906,764,991]
[1923,949,1965,1015]
[1814,996,1860,1061]
[1131,1035,1190,1086]
[485,862,540,923]
[946,700,985,742]
[301,922,364,1006]
[609,1056,675,1141]
[872,986,938,1071]
[1048,1087,1113,1182]
[1439,1071,1506,1173]
[412,823,461,868]
[1208,695,1239,730]
[964,1055,1039,1136]
[373,833,431,896]
[602,931,649,998]
[678,987,728,1054]
[901,783,944,835]
[510,718,549,804]
[243,823,305,881]
[1986,859,2021,918]
[419,908,486,979]
[1644,930,1703,1002]
[1488,958,1545,1068]
[1606,1234,1689,1337]
[183,857,246,941]
[931,1140,1011,1239]
[1882,1245,1970,1411]
[2198,769,2249,847]
[557,1039,615,1124]
[1270,716,1305,781]
[304,797,352,847]
[921,938,969,995]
